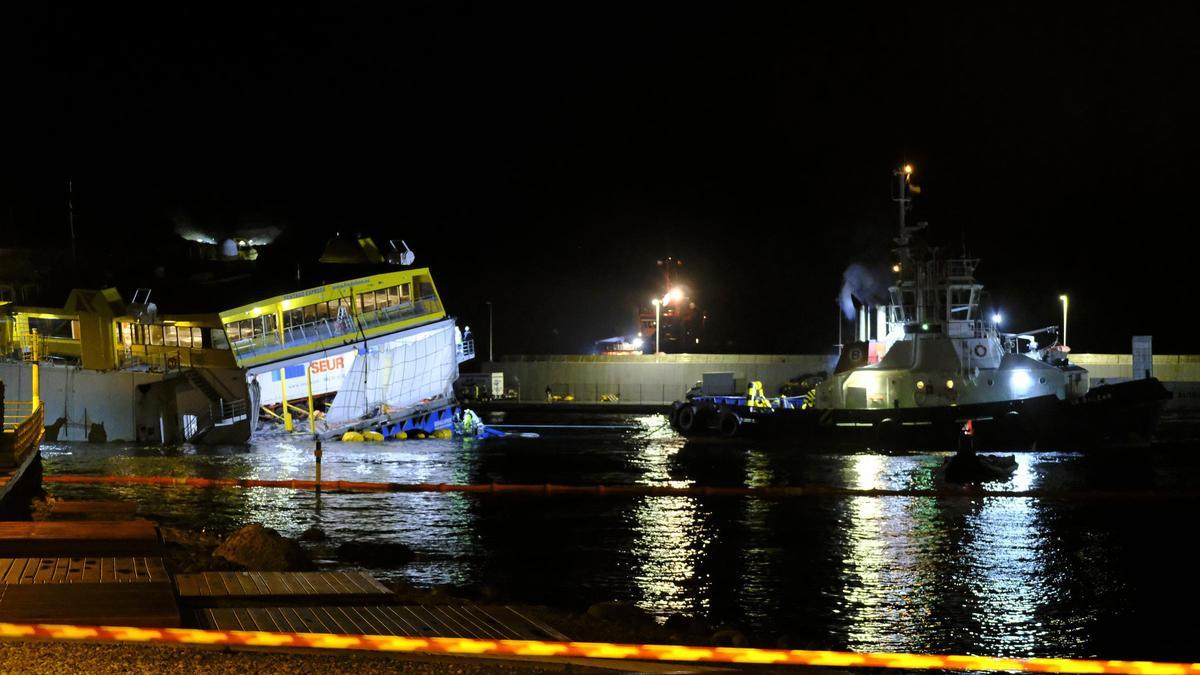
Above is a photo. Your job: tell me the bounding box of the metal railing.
[457,335,475,363]
[229,295,444,361]
[1,400,42,460]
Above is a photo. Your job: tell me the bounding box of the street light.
[1059,294,1069,347]
[651,298,661,354]
[486,301,493,362]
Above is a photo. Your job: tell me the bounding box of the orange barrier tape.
[0,621,1195,673]
[42,474,1200,500]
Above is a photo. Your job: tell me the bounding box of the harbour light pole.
[651,298,661,355]
[1059,294,1069,347]
[486,301,493,362]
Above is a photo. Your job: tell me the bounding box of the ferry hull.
[673,378,1171,451]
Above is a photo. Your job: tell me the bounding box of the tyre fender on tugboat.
[676,404,698,432]
[669,401,686,430]
[717,410,741,437]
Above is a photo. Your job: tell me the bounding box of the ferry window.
[211,329,229,350]
[315,302,328,321]
[303,304,316,323]
[359,291,377,313]
[193,327,204,347]
[262,314,277,336]
[284,308,304,330]
[163,325,178,346]
[223,323,239,341]
[386,286,399,306]
[177,327,192,348]
[149,325,164,346]
[27,317,76,339]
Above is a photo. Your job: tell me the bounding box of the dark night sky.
[2,4,1198,355]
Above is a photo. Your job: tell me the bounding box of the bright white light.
[992,313,1003,325]
[632,337,644,349]
[669,287,684,303]
[1010,370,1033,392]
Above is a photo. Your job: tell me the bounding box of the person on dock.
[545,386,553,403]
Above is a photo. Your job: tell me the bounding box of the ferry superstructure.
[0,258,473,444]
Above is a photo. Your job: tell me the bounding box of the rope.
[41,475,1200,500]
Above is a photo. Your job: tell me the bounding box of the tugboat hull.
[672,378,1170,451]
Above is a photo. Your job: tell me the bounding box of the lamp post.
[486,301,493,362]
[1059,294,1069,347]
[651,298,661,355]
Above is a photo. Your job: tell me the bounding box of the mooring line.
[41,474,1200,500]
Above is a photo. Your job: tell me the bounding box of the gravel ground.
[0,641,611,674]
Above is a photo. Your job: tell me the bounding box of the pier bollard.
[314,441,323,486]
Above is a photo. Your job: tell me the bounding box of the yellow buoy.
[392,432,408,440]
[413,432,426,439]
[341,431,364,442]
[362,430,385,442]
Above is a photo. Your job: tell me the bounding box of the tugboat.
[670,165,1171,451]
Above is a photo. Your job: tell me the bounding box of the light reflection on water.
[33,420,1200,660]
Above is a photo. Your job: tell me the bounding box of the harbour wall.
[481,353,1200,409]
[481,354,834,404]
[0,362,249,443]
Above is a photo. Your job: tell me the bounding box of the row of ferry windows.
[117,322,230,350]
[224,283,414,340]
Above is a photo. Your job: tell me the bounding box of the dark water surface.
[36,412,1200,661]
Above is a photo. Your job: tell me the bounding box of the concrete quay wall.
[0,362,161,442]
[482,353,1200,407]
[482,354,834,404]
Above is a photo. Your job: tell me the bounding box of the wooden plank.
[46,501,139,521]
[378,605,424,636]
[339,606,389,635]
[246,607,284,632]
[0,521,160,556]
[312,607,355,634]
[0,582,179,626]
[2,559,24,585]
[66,557,85,583]
[49,558,69,584]
[272,606,307,633]
[356,606,409,636]
[230,573,258,596]
[300,572,337,595]
[441,605,502,639]
[289,606,335,633]
[175,573,199,597]
[261,572,291,596]
[500,606,573,642]
[0,559,13,582]
[30,554,56,581]
[81,558,100,583]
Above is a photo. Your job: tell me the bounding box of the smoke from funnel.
[838,263,889,319]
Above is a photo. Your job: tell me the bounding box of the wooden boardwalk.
[176,571,393,604]
[0,506,576,647]
[203,604,570,641]
[0,557,167,584]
